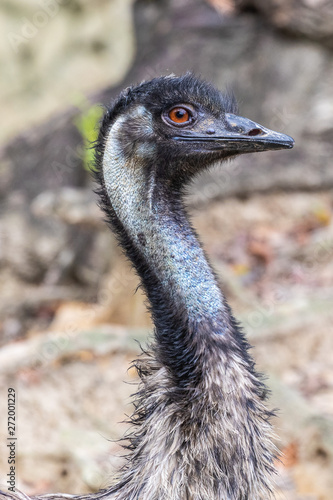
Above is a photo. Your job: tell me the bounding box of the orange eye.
[168,107,191,124]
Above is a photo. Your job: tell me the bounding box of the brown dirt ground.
[1,191,333,499]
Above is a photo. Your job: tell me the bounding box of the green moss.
[73,95,104,172]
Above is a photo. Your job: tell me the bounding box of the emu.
[1,74,293,500]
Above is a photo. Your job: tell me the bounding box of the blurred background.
[1,0,333,498]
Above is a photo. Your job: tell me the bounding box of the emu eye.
[169,107,190,123]
[163,105,195,127]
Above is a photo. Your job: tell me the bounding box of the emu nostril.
[248,128,263,137]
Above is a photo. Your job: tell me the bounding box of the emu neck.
[111,171,224,320]
[103,125,229,383]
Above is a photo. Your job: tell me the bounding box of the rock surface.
[239,0,333,46]
[1,0,134,144]
[2,0,333,206]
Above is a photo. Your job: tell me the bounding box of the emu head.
[98,74,294,191]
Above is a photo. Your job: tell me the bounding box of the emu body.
[0,75,293,500]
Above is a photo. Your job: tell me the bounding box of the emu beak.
[173,113,294,153]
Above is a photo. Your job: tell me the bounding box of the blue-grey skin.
[0,75,294,500]
[103,105,224,322]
